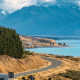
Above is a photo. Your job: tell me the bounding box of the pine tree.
[0,26,23,58]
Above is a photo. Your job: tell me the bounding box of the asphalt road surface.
[8,57,62,80]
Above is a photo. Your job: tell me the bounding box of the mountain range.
[0,4,80,36]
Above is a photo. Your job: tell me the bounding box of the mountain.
[0,4,80,36]
[0,9,9,21]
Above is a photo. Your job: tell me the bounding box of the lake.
[25,40,80,57]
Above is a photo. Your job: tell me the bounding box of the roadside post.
[30,76,35,80]
[0,74,8,80]
[48,78,51,80]
[8,72,14,78]
[22,77,25,80]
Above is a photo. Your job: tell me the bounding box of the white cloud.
[0,0,37,13]
[62,0,80,5]
[78,1,80,6]
[0,0,80,13]
[0,0,56,13]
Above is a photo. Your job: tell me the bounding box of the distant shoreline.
[24,45,72,49]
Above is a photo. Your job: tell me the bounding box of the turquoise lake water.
[25,40,80,57]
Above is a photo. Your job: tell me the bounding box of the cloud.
[0,0,56,13]
[0,0,80,13]
[61,0,80,5]
[0,0,37,13]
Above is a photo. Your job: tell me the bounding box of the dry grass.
[0,55,48,74]
[19,35,65,48]
[25,53,80,80]
[14,53,80,80]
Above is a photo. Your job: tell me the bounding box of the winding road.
[8,57,62,80]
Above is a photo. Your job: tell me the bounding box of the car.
[0,74,8,80]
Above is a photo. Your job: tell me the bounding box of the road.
[8,57,62,80]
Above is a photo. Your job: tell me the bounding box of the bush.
[39,39,53,44]
[70,58,80,62]
[59,70,80,80]
[23,50,33,58]
[56,55,73,59]
[48,74,66,80]
[0,26,23,58]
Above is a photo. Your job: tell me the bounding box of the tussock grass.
[59,70,80,80]
[70,58,80,62]
[56,55,73,59]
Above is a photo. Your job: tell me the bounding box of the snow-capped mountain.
[0,3,80,36]
[0,9,9,21]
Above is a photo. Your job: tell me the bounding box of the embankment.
[0,55,48,73]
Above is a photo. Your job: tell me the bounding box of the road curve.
[8,57,62,80]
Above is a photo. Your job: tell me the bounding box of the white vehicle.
[0,74,8,80]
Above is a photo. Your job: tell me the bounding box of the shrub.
[56,55,73,59]
[70,58,80,62]
[39,39,53,44]
[22,50,33,57]
[59,70,80,80]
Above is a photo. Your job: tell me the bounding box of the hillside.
[0,55,48,73]
[0,5,80,36]
[15,53,80,80]
[19,35,66,48]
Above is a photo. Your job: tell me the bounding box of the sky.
[0,0,80,13]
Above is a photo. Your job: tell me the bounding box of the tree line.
[0,26,23,58]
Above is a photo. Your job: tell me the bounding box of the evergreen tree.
[0,26,23,58]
